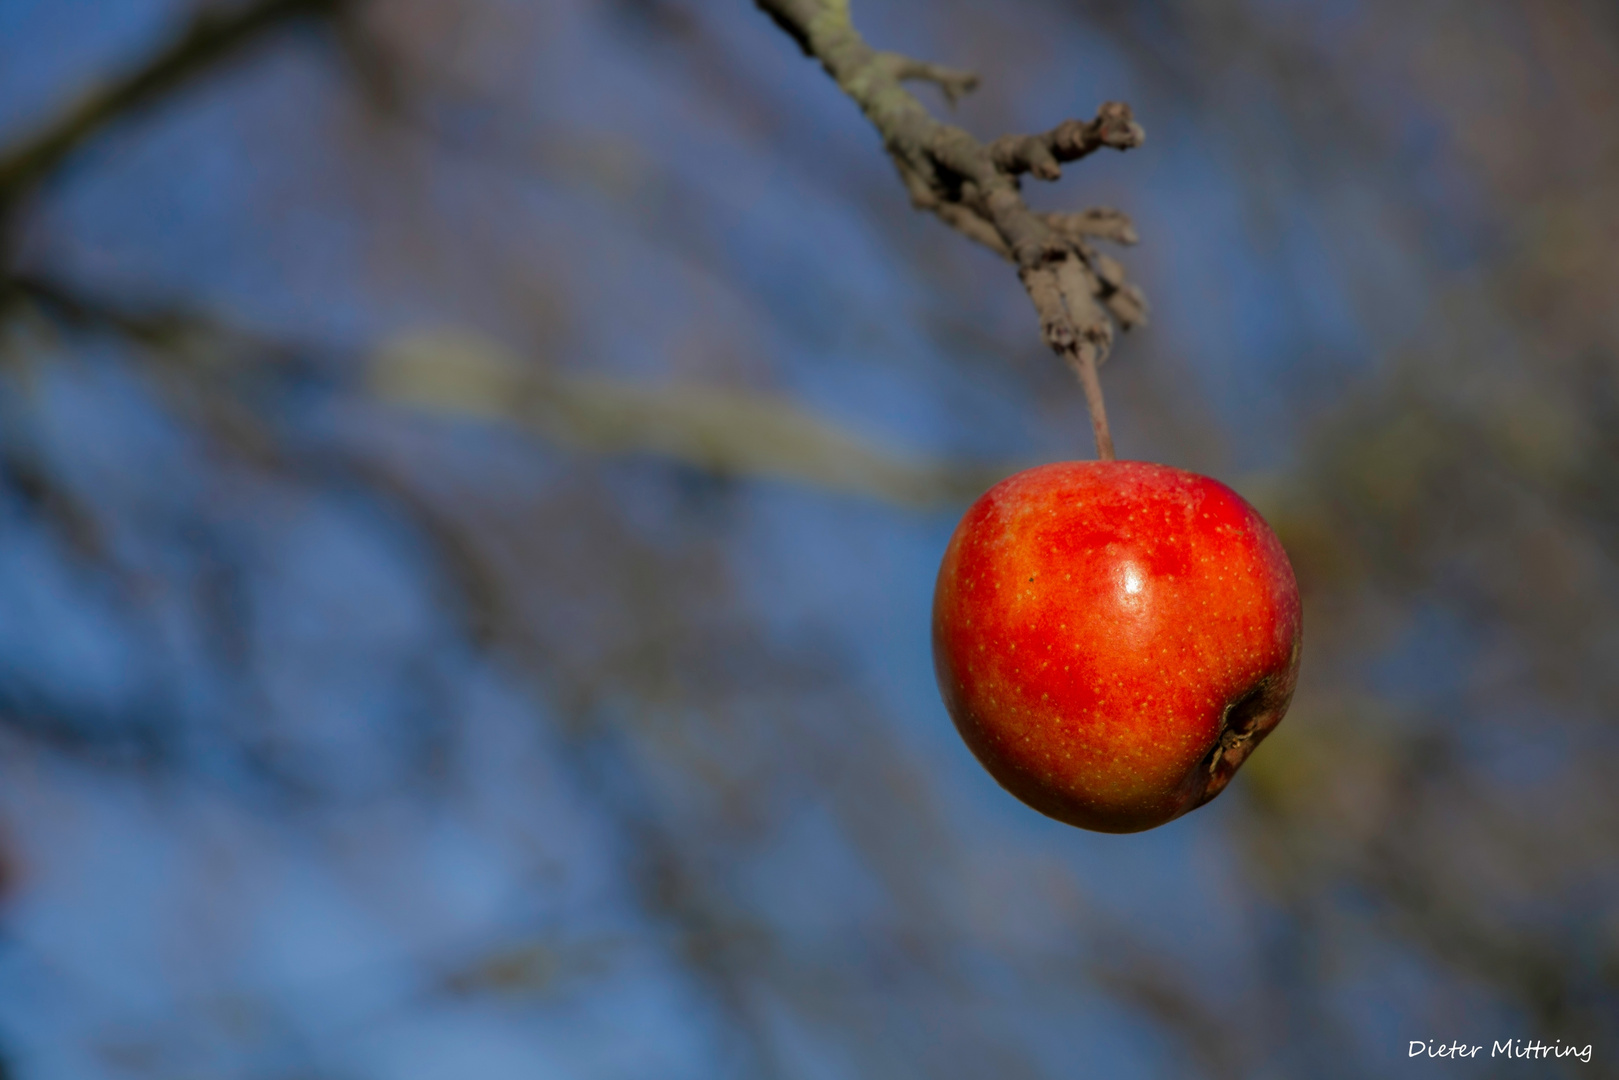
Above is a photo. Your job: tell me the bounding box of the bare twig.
[988,103,1145,180]
[875,52,980,106]
[754,0,1148,460]
[1045,207,1139,247]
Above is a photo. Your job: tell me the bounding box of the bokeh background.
[1,1,1617,1077]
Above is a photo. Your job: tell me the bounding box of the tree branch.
[0,0,347,223]
[754,0,1148,460]
[875,52,979,106]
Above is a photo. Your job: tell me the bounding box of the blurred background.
[1,0,1617,1077]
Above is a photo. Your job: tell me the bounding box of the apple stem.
[1068,347,1116,461]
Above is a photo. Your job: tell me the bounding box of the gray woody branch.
[756,0,1148,460]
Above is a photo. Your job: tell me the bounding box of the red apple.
[932,460,1302,833]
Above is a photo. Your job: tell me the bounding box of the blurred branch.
[0,0,347,225]
[754,0,1147,460]
[11,274,1007,513]
[371,330,1012,507]
[2,273,228,350]
[1091,963,1243,1080]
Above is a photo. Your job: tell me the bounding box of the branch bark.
[755,0,1147,460]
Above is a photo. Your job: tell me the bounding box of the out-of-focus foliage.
[0,1,1616,1078]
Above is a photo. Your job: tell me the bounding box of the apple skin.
[932,461,1302,833]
